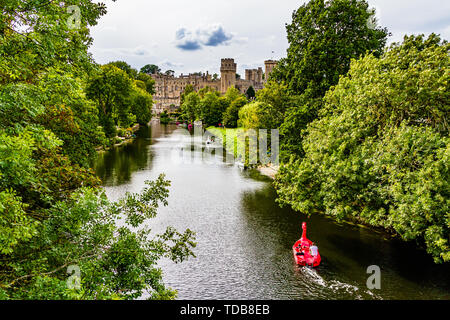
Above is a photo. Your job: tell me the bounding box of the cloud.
[176,40,202,51]
[175,24,234,51]
[160,59,184,69]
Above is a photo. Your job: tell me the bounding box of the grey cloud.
[175,24,234,51]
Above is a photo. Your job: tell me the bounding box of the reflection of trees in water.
[240,178,450,299]
[94,126,154,185]
[94,123,178,186]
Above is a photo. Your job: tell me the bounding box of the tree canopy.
[275,34,450,263]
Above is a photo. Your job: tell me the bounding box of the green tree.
[223,96,248,128]
[180,84,195,105]
[271,0,389,160]
[272,0,388,97]
[136,72,156,95]
[275,34,450,263]
[181,91,200,123]
[86,65,133,137]
[107,61,138,79]
[140,64,161,74]
[130,85,154,125]
[245,86,256,100]
[199,92,225,126]
[0,0,196,300]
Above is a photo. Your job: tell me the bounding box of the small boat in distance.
[293,222,321,267]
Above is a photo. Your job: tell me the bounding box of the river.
[94,122,450,300]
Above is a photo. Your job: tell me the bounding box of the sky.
[89,0,450,76]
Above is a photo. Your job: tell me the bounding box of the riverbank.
[95,122,450,300]
[96,123,141,152]
[257,164,279,179]
[206,126,279,179]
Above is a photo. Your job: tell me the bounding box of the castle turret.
[264,60,277,82]
[220,58,237,93]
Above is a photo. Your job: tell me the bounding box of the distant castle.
[151,58,278,114]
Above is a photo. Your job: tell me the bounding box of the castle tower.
[257,67,263,84]
[264,60,277,82]
[220,58,237,93]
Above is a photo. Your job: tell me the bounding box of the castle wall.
[150,58,277,115]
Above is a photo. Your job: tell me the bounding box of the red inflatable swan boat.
[293,222,321,267]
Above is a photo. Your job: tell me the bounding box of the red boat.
[293,222,321,267]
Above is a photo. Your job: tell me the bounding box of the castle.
[151,58,278,114]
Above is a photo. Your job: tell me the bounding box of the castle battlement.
[150,58,277,115]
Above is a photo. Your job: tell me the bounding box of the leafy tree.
[1,175,196,299]
[245,86,256,100]
[130,85,154,125]
[271,0,389,160]
[180,84,195,105]
[275,34,450,263]
[0,0,196,300]
[223,96,248,128]
[136,72,156,95]
[181,91,200,123]
[199,92,225,126]
[238,101,262,129]
[272,0,389,97]
[106,61,138,79]
[86,65,133,137]
[140,64,161,75]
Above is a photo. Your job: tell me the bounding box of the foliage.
[271,0,388,97]
[180,84,195,105]
[130,85,153,125]
[159,111,171,124]
[199,91,225,126]
[106,61,138,79]
[140,64,161,75]
[275,34,450,263]
[0,175,196,299]
[245,86,256,100]
[222,96,247,128]
[181,91,200,123]
[86,65,133,137]
[0,0,196,300]
[136,72,156,95]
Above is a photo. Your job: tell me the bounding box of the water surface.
[94,122,450,300]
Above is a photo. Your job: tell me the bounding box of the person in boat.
[309,242,319,257]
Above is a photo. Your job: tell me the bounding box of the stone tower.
[220,58,237,93]
[264,60,277,82]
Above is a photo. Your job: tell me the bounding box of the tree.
[245,86,256,100]
[0,0,196,299]
[199,92,225,126]
[223,96,248,128]
[181,92,200,123]
[180,84,195,105]
[130,85,154,125]
[140,64,161,75]
[275,34,450,263]
[136,72,156,95]
[86,65,133,137]
[165,70,175,77]
[238,101,262,129]
[107,61,138,79]
[272,0,389,97]
[212,73,219,81]
[271,0,389,160]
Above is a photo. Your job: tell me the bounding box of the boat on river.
[293,222,321,267]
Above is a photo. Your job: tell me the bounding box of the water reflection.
[94,122,450,300]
